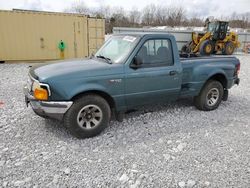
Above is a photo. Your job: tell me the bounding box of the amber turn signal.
[34,88,48,100]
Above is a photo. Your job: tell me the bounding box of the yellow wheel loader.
[181,21,240,56]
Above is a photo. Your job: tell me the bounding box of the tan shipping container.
[0,10,105,61]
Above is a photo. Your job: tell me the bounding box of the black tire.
[181,45,189,53]
[199,40,214,56]
[64,94,111,138]
[212,50,217,54]
[194,80,224,111]
[222,41,235,55]
[181,41,192,54]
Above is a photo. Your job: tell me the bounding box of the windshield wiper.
[96,55,112,64]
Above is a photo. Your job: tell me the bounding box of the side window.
[136,39,173,67]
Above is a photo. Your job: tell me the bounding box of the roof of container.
[0,9,104,19]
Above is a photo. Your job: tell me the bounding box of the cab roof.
[113,33,174,38]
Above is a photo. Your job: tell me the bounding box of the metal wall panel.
[239,33,250,50]
[113,27,250,52]
[0,10,105,61]
[87,18,105,55]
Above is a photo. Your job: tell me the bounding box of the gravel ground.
[0,55,250,188]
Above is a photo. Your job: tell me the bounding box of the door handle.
[169,71,177,76]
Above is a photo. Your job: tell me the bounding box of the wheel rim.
[205,44,212,53]
[206,88,219,106]
[77,105,103,129]
[227,45,234,54]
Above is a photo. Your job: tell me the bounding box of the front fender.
[68,83,126,111]
[68,83,109,100]
[49,76,126,111]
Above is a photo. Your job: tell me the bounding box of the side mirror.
[130,56,143,69]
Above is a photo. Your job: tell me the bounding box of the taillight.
[236,63,240,76]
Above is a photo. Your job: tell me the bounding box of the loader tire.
[222,41,235,55]
[199,40,214,56]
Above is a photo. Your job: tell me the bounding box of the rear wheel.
[64,94,111,138]
[199,40,214,56]
[194,80,224,111]
[222,41,235,55]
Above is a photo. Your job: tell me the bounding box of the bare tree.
[229,12,250,28]
[154,6,168,25]
[110,7,127,25]
[104,7,130,33]
[67,0,90,15]
[129,7,141,26]
[67,1,250,33]
[141,4,156,26]
[167,6,186,27]
[95,5,112,19]
[188,17,204,27]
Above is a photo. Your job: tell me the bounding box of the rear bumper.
[23,85,73,121]
[227,77,240,89]
[234,78,240,85]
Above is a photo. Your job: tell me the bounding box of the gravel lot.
[0,55,250,188]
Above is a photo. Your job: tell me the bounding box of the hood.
[30,58,123,82]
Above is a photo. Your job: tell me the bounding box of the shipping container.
[0,10,105,61]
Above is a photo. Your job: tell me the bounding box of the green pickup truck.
[24,33,240,138]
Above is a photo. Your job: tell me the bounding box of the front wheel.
[64,94,111,138]
[194,80,224,111]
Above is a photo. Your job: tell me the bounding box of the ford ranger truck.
[23,34,240,138]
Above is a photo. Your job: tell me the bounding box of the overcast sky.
[0,0,249,18]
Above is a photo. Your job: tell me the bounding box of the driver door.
[124,38,182,108]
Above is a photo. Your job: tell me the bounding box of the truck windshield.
[95,35,139,64]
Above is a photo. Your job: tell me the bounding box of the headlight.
[32,81,49,101]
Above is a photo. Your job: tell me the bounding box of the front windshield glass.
[95,35,140,63]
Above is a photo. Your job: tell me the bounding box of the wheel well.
[71,90,116,109]
[208,74,227,88]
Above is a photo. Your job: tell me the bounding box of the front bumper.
[23,85,73,121]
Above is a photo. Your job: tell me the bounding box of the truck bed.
[179,55,239,97]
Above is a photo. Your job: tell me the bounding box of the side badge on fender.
[109,79,122,83]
